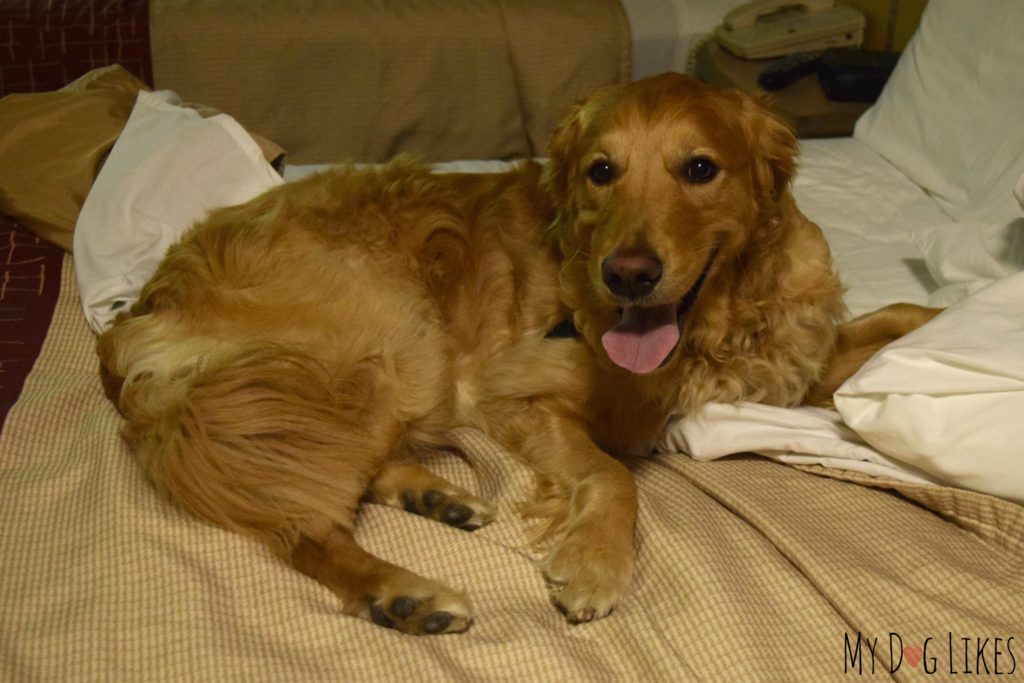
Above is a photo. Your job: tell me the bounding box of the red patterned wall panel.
[0,0,152,95]
[0,217,63,431]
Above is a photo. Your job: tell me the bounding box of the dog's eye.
[683,156,719,184]
[587,160,616,186]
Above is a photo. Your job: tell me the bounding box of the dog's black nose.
[602,251,663,300]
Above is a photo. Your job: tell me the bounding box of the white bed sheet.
[793,137,950,316]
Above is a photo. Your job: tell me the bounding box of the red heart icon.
[904,645,923,668]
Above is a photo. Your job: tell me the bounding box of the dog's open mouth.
[601,246,719,374]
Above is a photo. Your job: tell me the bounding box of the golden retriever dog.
[96,73,937,635]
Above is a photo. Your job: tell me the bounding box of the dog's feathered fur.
[97,74,937,634]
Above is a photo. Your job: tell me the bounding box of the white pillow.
[853,0,1024,223]
[835,271,1024,504]
[74,90,283,333]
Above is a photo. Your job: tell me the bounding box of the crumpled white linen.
[73,90,283,333]
[834,271,1024,504]
[657,402,940,485]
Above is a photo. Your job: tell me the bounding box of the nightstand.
[694,41,872,138]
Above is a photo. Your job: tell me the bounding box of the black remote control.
[758,52,822,91]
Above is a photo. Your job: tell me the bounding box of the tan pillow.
[0,64,285,252]
[0,65,144,251]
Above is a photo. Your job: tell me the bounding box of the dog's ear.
[541,87,612,211]
[541,103,586,206]
[741,94,799,205]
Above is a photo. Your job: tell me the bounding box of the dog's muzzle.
[600,245,719,374]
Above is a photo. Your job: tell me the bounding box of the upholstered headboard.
[0,0,630,165]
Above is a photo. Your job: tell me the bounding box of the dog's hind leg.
[109,338,472,635]
[292,525,472,634]
[368,461,495,531]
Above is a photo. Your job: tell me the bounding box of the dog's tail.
[97,316,388,555]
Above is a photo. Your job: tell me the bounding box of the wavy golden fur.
[97,73,937,635]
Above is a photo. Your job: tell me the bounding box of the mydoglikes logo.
[844,632,1018,676]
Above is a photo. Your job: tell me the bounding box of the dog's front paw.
[542,527,634,623]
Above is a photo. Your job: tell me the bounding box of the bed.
[1,1,1022,681]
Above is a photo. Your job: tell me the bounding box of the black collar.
[545,317,580,339]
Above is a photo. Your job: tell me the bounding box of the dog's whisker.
[559,246,588,274]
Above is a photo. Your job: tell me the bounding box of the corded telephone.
[715,0,865,59]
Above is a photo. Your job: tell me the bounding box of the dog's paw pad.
[403,489,494,531]
[368,589,471,635]
[422,489,446,509]
[424,611,455,634]
[441,503,473,526]
[391,595,420,618]
[369,601,399,629]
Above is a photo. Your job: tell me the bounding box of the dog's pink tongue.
[601,304,679,374]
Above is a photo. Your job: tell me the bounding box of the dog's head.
[543,73,800,375]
